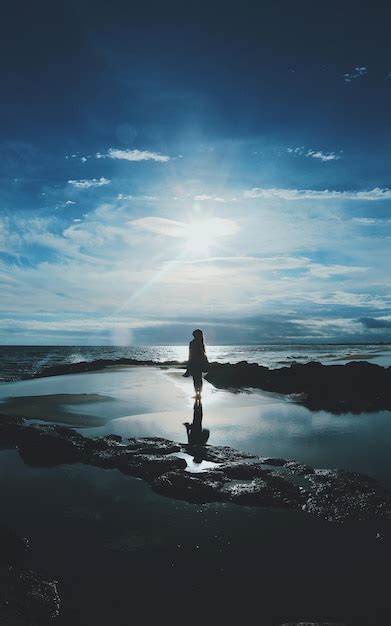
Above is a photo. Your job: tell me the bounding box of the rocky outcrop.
[205,360,391,413]
[21,357,188,380]
[0,525,60,625]
[1,415,391,523]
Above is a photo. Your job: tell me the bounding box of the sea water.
[0,342,390,381]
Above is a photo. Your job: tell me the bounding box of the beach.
[1,362,391,624]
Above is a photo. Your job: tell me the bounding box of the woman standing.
[183,329,209,394]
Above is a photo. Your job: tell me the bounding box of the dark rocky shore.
[206,360,391,413]
[2,413,391,623]
[1,414,390,523]
[0,523,60,625]
[22,358,391,413]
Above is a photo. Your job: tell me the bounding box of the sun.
[182,218,238,256]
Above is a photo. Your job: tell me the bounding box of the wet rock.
[206,360,391,413]
[191,444,256,463]
[118,453,187,479]
[303,469,391,523]
[18,424,88,467]
[152,470,226,503]
[0,415,27,447]
[24,357,187,380]
[221,474,303,509]
[283,461,315,475]
[0,566,60,625]
[259,457,287,466]
[218,461,272,480]
[126,437,181,455]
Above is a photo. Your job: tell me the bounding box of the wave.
[21,357,188,381]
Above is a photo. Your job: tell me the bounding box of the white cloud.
[68,177,111,189]
[117,193,159,201]
[308,264,367,278]
[194,195,226,202]
[306,150,340,162]
[351,217,391,225]
[309,291,389,308]
[343,66,368,82]
[108,148,170,162]
[187,255,309,270]
[129,216,238,240]
[244,187,391,200]
[287,147,341,161]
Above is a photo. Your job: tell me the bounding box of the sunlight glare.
[182,218,238,255]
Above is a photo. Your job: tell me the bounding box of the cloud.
[358,317,391,329]
[306,150,340,162]
[243,187,391,200]
[68,177,111,189]
[309,291,389,309]
[129,217,185,237]
[108,148,170,162]
[352,217,391,225]
[308,264,367,278]
[129,216,238,239]
[187,255,309,270]
[194,195,226,202]
[287,147,341,161]
[343,66,368,82]
[117,193,159,201]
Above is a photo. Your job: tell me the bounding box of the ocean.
[0,342,390,382]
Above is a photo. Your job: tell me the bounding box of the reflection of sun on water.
[182,218,238,255]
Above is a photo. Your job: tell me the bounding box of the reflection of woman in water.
[183,329,209,394]
[183,397,210,463]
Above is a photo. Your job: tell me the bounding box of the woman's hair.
[192,328,205,353]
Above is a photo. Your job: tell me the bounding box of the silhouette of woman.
[183,329,209,394]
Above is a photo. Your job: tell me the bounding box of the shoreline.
[12,357,390,414]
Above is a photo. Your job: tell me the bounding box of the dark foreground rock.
[1,415,391,523]
[0,526,60,625]
[303,469,391,523]
[205,360,391,413]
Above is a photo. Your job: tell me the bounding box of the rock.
[0,566,60,625]
[18,424,88,467]
[303,469,391,523]
[118,453,187,479]
[205,360,391,413]
[259,457,287,466]
[0,415,27,447]
[283,461,315,475]
[221,475,303,509]
[218,461,272,480]
[190,445,256,463]
[152,470,226,503]
[126,437,181,455]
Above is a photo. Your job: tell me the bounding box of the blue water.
[0,343,390,381]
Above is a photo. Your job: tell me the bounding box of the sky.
[1,0,391,345]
